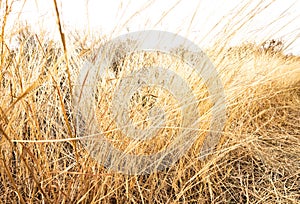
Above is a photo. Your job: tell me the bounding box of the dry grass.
[0,0,300,203]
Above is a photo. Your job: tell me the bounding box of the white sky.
[2,0,300,54]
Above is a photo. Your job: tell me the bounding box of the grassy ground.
[0,0,299,203]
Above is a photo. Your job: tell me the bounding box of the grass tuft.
[0,0,299,203]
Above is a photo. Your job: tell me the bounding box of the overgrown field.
[0,0,299,203]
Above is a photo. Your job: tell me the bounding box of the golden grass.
[0,0,300,203]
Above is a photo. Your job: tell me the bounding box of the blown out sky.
[3,0,300,54]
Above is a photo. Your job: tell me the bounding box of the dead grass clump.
[1,1,300,203]
[1,28,299,202]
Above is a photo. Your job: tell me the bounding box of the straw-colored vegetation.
[0,0,299,203]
